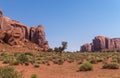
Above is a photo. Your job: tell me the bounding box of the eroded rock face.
[80,43,92,52]
[92,36,109,51]
[0,9,49,51]
[30,25,49,51]
[80,36,120,52]
[111,38,120,50]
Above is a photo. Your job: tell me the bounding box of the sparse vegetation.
[60,41,68,54]
[31,73,38,78]
[0,51,120,78]
[78,61,93,71]
[102,63,119,69]
[34,63,40,68]
[17,53,29,64]
[54,41,68,55]
[0,66,23,78]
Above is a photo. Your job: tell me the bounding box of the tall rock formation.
[0,9,49,51]
[30,25,49,51]
[80,36,120,52]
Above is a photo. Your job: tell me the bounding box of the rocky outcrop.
[92,36,109,51]
[30,25,49,51]
[80,36,120,52]
[80,43,92,52]
[0,9,49,51]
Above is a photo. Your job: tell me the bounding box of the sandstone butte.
[0,9,49,52]
[80,36,120,52]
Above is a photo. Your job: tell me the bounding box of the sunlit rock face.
[0,9,49,51]
[80,36,120,52]
[80,43,92,52]
[30,25,49,51]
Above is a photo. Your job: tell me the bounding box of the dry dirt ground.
[1,61,120,78]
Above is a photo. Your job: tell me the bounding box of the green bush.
[34,63,40,68]
[10,59,19,65]
[111,59,118,63]
[3,58,10,64]
[102,63,119,69]
[78,61,93,71]
[17,53,29,64]
[24,52,33,56]
[53,59,64,65]
[0,52,7,56]
[35,60,43,64]
[31,73,38,78]
[96,57,104,62]
[0,66,23,78]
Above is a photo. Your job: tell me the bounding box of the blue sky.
[0,0,120,51]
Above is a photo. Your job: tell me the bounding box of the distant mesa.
[0,9,49,52]
[80,36,120,52]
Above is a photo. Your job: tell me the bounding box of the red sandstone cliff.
[0,9,49,52]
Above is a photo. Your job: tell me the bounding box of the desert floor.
[1,61,120,78]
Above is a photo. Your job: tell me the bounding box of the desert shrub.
[17,53,29,64]
[111,58,118,63]
[24,52,33,56]
[96,57,104,62]
[35,60,43,64]
[53,59,64,65]
[2,58,10,64]
[117,58,120,63]
[47,48,53,52]
[78,61,93,71]
[52,54,59,59]
[89,59,98,64]
[52,59,58,64]
[10,58,19,65]
[0,66,23,78]
[34,63,40,68]
[12,52,21,57]
[0,52,7,57]
[2,55,19,66]
[31,73,38,78]
[35,57,41,60]
[102,63,119,69]
[67,59,74,63]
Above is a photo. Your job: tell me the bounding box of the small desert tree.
[54,47,61,52]
[59,41,67,55]
[54,41,67,55]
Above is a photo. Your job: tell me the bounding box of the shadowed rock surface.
[0,9,49,51]
[80,36,120,52]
